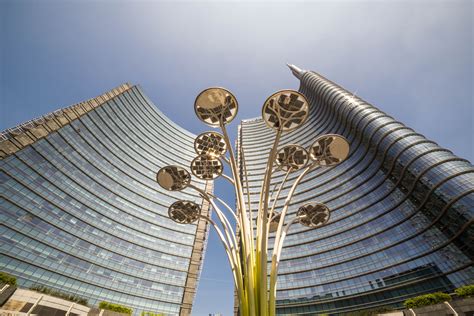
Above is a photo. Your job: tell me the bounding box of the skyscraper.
[0,84,212,315]
[238,65,473,314]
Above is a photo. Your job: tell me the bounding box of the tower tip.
[286,64,305,79]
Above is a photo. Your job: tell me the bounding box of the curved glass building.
[238,66,474,314]
[0,84,212,315]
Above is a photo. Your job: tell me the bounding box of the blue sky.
[1,1,472,315]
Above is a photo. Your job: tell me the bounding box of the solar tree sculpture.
[156,87,350,316]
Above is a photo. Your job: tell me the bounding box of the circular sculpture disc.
[156,166,191,191]
[275,145,309,172]
[297,202,330,228]
[194,87,238,126]
[168,200,201,224]
[269,213,281,233]
[194,131,227,158]
[262,90,309,132]
[191,155,223,180]
[309,134,350,166]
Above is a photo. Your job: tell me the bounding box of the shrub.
[29,285,88,305]
[141,312,164,316]
[0,271,17,286]
[99,301,133,315]
[455,284,474,298]
[404,292,451,308]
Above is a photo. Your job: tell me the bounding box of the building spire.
[286,63,305,79]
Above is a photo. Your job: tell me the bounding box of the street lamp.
[156,87,350,316]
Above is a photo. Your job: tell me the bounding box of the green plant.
[404,292,451,308]
[141,312,164,316]
[29,285,88,305]
[455,284,474,298]
[99,301,133,315]
[0,271,17,286]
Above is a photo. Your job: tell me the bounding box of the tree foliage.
[30,285,88,306]
[455,284,474,298]
[99,301,133,315]
[404,292,451,308]
[0,271,17,286]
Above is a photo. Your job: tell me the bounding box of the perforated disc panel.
[156,165,191,191]
[309,134,350,166]
[262,90,309,132]
[191,155,223,180]
[297,202,330,228]
[194,131,227,158]
[275,144,309,172]
[194,87,238,126]
[168,200,201,224]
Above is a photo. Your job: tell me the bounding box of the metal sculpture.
[156,87,350,316]
[156,165,191,191]
[168,200,201,224]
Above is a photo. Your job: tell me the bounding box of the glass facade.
[0,84,211,316]
[238,70,474,314]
